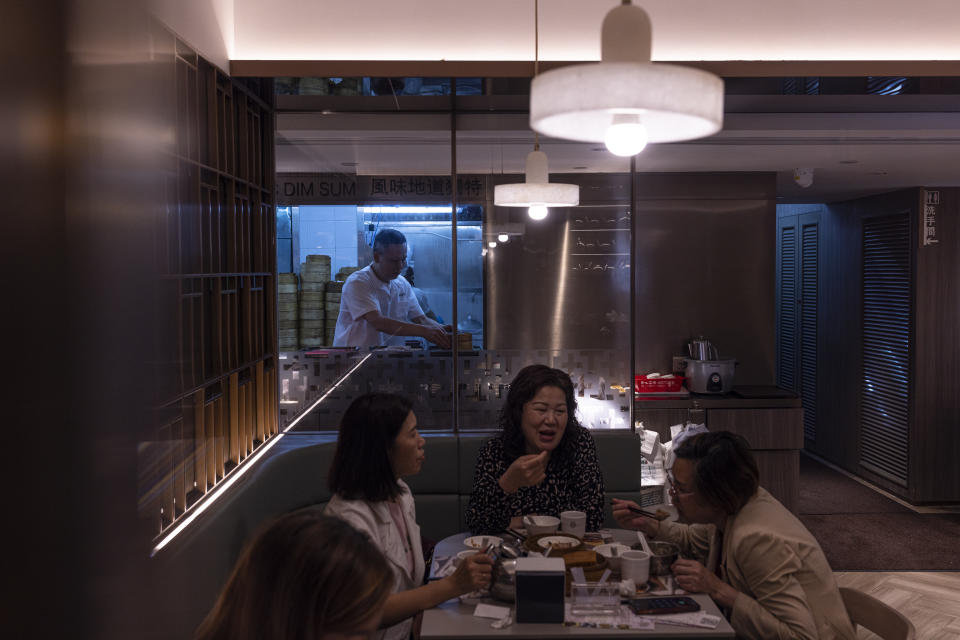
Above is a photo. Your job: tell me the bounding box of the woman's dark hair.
[674,431,759,515]
[499,364,582,466]
[195,511,392,640]
[328,392,414,501]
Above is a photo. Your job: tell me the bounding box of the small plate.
[536,535,581,551]
[463,535,502,550]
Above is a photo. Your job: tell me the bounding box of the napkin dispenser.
[515,557,565,623]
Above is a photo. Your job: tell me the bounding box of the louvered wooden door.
[859,213,912,487]
[777,214,819,444]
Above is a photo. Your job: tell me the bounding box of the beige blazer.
[658,488,856,640]
[325,479,425,640]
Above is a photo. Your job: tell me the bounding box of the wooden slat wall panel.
[204,398,216,490]
[249,379,255,453]
[860,213,911,487]
[172,412,186,519]
[800,222,818,442]
[777,223,798,391]
[229,372,240,465]
[147,35,275,535]
[192,390,206,496]
[160,419,175,527]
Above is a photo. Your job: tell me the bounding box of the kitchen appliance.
[684,359,736,394]
[686,336,719,360]
[680,336,736,394]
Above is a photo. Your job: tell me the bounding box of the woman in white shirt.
[325,393,492,640]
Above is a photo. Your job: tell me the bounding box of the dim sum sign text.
[277,173,487,205]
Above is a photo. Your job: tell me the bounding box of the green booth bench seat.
[154,430,654,639]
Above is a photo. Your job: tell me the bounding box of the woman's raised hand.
[498,450,549,494]
[450,552,493,594]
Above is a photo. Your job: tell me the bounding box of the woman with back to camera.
[195,510,393,640]
[613,431,855,640]
[325,392,492,640]
[465,364,605,535]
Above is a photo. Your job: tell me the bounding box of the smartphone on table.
[627,596,701,615]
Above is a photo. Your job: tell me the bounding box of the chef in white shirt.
[333,228,451,348]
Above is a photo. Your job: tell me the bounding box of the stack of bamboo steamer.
[278,273,299,351]
[336,266,360,281]
[324,280,343,346]
[299,255,331,349]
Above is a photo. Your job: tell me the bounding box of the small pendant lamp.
[529,0,724,157]
[494,0,579,221]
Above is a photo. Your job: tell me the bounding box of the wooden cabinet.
[635,397,803,513]
[707,408,803,513]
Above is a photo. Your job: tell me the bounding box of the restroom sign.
[922,190,939,246]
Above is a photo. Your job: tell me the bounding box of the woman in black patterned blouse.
[465,364,606,535]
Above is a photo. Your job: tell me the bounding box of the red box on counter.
[634,375,685,393]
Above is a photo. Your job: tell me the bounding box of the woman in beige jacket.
[613,431,855,640]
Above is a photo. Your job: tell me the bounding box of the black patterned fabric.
[464,428,606,534]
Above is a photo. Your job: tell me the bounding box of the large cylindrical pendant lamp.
[530,0,724,156]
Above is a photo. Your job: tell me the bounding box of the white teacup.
[560,510,587,538]
[621,550,651,585]
[595,543,631,572]
[455,549,479,565]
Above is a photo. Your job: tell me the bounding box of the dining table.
[421,529,736,639]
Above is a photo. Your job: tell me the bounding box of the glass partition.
[276,80,635,433]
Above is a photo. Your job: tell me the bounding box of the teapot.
[490,557,517,602]
[488,540,521,602]
[686,336,719,361]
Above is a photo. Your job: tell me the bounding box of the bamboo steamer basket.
[301,280,325,292]
[301,257,331,283]
[301,265,329,279]
[300,336,324,348]
[325,281,344,293]
[279,272,298,283]
[300,320,324,330]
[335,266,359,281]
[278,319,298,330]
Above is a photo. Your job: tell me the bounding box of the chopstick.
[611,499,661,520]
[506,528,527,541]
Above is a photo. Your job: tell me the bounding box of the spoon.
[637,531,652,555]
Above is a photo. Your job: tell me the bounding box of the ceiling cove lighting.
[494,0,579,221]
[529,0,724,156]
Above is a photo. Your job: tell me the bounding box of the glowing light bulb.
[528,204,548,220]
[497,233,509,243]
[488,241,497,248]
[604,113,648,157]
